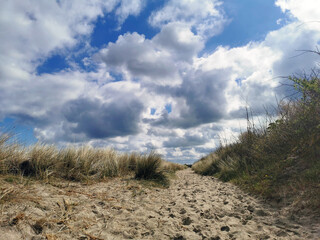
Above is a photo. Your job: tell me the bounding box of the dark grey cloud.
[147,68,230,128]
[178,69,228,123]
[163,133,206,148]
[146,127,178,137]
[63,96,144,139]
[9,113,52,128]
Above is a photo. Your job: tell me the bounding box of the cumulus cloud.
[163,133,206,148]
[1,1,113,70]
[0,70,87,125]
[0,0,144,77]
[275,0,320,23]
[32,78,145,143]
[97,32,178,83]
[195,43,281,115]
[116,0,145,24]
[63,95,144,138]
[265,23,320,77]
[153,22,204,62]
[146,68,231,128]
[149,0,228,38]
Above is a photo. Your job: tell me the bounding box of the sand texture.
[0,168,319,239]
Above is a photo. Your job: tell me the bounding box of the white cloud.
[0,0,144,76]
[149,0,228,38]
[265,22,320,77]
[195,43,281,114]
[275,0,320,24]
[0,70,86,120]
[116,0,145,24]
[153,22,204,62]
[1,1,109,69]
[97,32,181,85]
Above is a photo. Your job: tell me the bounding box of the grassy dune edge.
[0,136,185,188]
[193,70,320,213]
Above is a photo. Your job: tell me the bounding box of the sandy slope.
[0,169,319,240]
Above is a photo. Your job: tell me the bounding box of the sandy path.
[0,169,319,239]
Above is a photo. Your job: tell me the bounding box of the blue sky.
[1,0,319,163]
[207,0,285,49]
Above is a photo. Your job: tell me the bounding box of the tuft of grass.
[135,151,166,181]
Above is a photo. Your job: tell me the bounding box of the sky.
[0,0,320,164]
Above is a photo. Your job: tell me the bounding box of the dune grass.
[0,136,184,185]
[193,70,320,211]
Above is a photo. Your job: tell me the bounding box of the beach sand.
[0,168,319,239]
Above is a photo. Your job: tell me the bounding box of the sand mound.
[0,169,319,239]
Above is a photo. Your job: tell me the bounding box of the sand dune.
[0,169,319,239]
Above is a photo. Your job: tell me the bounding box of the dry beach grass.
[0,133,184,184]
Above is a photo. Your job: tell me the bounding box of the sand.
[0,168,319,239]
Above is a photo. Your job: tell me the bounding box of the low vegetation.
[193,65,320,212]
[0,136,185,185]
